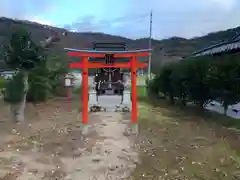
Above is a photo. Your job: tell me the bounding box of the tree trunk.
[181,98,186,106]
[181,93,186,106]
[199,102,204,109]
[13,72,29,122]
[223,103,228,115]
[169,94,174,104]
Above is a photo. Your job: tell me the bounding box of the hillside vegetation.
[0,17,240,72]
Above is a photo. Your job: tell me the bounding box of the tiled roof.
[185,33,240,57]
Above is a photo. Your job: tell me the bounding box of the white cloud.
[30,17,55,26]
[0,0,56,19]
[210,0,236,10]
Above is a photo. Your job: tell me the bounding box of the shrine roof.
[183,33,240,58]
[64,48,152,54]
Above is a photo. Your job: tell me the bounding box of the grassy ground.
[137,86,147,100]
[137,75,147,84]
[128,90,240,179]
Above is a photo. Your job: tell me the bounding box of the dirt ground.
[127,103,240,180]
[0,97,138,180]
[1,98,240,180]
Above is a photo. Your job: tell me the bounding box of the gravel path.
[63,112,138,180]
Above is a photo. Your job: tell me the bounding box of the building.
[0,70,16,80]
[185,33,240,57]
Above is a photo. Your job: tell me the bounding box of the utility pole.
[147,10,153,80]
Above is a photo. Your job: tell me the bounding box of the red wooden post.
[131,56,137,123]
[82,57,88,124]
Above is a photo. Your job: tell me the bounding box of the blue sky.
[1,0,240,39]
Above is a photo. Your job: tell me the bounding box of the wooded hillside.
[0,17,240,72]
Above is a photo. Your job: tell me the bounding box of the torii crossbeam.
[64,48,151,125]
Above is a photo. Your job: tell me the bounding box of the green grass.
[137,75,147,84]
[137,86,147,100]
[72,86,82,94]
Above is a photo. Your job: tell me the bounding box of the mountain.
[0,17,240,72]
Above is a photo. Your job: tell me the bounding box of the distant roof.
[184,33,240,58]
[0,69,15,72]
[0,71,16,74]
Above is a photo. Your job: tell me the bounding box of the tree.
[170,62,188,106]
[46,55,69,96]
[27,60,52,102]
[183,57,212,108]
[2,28,45,122]
[150,51,240,118]
[155,64,176,104]
[209,54,240,115]
[2,27,65,122]
[0,77,6,91]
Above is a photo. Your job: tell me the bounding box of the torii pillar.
[64,48,151,125]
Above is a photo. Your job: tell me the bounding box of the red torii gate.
[64,48,151,125]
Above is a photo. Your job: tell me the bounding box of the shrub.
[149,54,240,112]
[4,72,24,104]
[0,77,6,90]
